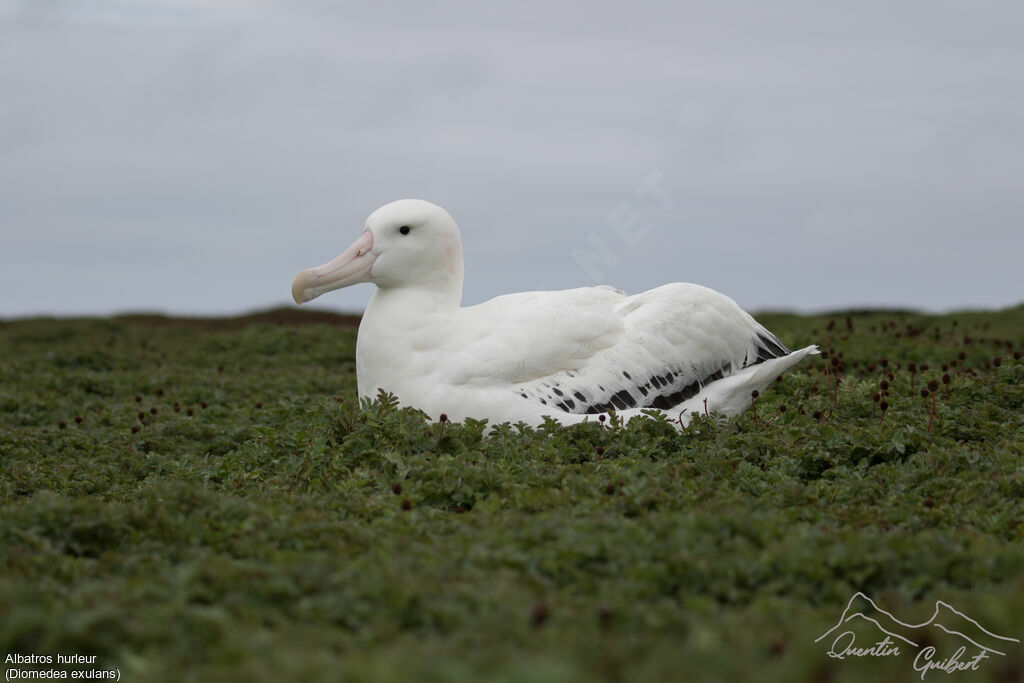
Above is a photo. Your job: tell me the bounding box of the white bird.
[292,199,817,429]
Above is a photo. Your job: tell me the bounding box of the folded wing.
[445,283,791,414]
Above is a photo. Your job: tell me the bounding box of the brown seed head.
[531,604,550,628]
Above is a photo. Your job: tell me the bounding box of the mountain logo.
[814,592,1020,678]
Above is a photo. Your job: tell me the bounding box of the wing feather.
[442,286,626,386]
[512,283,792,414]
[437,282,792,415]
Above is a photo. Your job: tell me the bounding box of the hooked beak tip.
[291,270,314,305]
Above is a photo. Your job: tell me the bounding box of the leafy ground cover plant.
[1,306,1022,682]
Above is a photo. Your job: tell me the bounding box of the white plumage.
[292,199,817,428]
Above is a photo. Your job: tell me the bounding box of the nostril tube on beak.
[291,229,376,305]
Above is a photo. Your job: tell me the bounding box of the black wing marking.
[751,331,790,365]
[519,332,791,415]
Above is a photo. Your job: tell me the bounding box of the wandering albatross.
[292,199,817,428]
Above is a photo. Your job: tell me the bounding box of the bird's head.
[292,199,464,305]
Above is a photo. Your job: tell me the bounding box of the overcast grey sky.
[2,0,1022,318]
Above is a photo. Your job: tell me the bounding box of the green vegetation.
[1,306,1022,682]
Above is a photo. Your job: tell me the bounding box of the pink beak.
[292,229,376,305]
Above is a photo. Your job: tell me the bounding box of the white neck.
[369,285,459,317]
[355,285,461,398]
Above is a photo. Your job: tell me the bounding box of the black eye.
[399,225,410,235]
